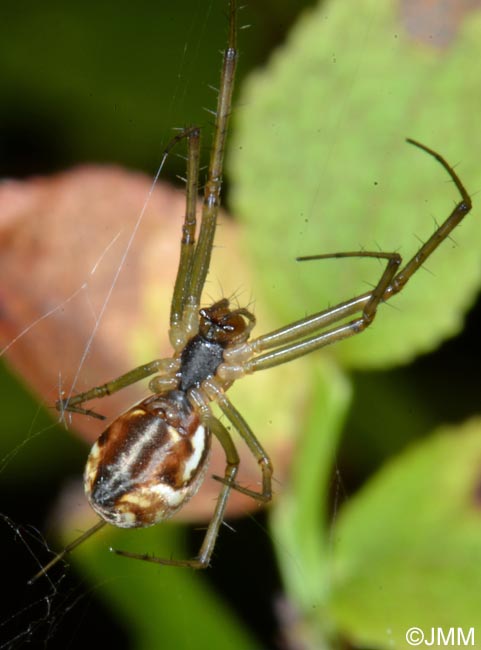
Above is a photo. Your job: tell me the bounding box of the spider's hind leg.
[204,379,273,504]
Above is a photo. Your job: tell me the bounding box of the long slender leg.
[184,0,238,318]
[223,139,471,372]
[29,520,107,584]
[57,125,202,419]
[113,410,239,569]
[204,378,273,502]
[169,128,201,349]
[57,357,178,419]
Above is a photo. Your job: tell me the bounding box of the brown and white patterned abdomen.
[84,391,211,528]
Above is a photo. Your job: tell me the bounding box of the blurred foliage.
[2,0,481,649]
[330,418,481,647]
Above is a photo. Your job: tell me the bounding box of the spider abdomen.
[84,391,210,528]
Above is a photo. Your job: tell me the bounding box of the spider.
[31,0,471,582]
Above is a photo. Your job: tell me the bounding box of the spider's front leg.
[56,357,179,420]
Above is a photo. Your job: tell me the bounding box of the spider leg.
[169,127,201,349]
[56,124,205,419]
[169,0,238,348]
[57,358,178,419]
[182,0,238,320]
[113,405,239,569]
[204,378,273,503]
[220,139,472,373]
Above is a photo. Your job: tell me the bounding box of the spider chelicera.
[31,0,472,582]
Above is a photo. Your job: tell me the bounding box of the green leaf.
[230,0,481,368]
[329,418,481,648]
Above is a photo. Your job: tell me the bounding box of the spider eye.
[219,320,235,332]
